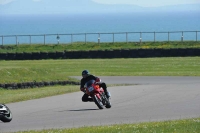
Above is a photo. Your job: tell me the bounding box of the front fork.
[101,92,109,105]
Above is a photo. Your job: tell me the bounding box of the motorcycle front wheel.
[0,104,12,122]
[105,99,111,108]
[93,95,104,109]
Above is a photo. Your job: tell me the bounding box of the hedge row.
[0,80,80,90]
[0,48,200,60]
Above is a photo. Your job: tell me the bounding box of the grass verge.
[16,118,200,133]
[0,85,79,104]
[0,57,200,84]
[0,41,200,53]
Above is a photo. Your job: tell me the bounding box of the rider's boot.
[88,98,93,102]
[105,91,111,98]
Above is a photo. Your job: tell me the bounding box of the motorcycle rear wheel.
[93,95,104,109]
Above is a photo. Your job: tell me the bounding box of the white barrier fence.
[1,31,199,45]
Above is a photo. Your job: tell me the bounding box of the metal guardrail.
[1,31,199,45]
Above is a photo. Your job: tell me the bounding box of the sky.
[1,0,200,7]
[92,0,200,7]
[0,0,200,15]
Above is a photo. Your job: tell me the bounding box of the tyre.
[105,99,111,108]
[0,104,12,122]
[93,95,104,109]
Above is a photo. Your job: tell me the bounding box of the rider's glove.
[95,78,101,85]
[95,78,101,82]
[95,82,100,85]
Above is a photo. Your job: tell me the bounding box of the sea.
[0,12,200,44]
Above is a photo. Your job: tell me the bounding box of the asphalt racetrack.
[1,76,200,132]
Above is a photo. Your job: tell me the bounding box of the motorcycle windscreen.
[84,80,95,88]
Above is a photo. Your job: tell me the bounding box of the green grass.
[0,57,200,84]
[0,85,79,104]
[16,118,200,133]
[0,41,200,53]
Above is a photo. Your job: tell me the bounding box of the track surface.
[1,76,200,132]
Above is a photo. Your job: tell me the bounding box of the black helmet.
[82,70,90,76]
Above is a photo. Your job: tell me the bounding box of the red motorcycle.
[84,80,111,109]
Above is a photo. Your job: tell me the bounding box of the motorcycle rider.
[80,70,110,102]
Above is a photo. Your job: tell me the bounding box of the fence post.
[98,33,100,44]
[181,31,184,42]
[56,34,60,44]
[140,32,142,43]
